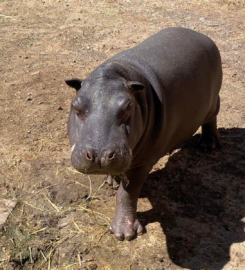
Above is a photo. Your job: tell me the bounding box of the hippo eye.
[118,102,133,124]
[72,96,89,119]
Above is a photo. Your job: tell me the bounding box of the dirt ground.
[0,0,245,269]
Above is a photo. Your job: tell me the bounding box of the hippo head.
[65,63,147,175]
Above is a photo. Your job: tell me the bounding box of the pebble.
[88,264,98,270]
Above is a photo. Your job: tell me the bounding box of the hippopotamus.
[65,27,222,241]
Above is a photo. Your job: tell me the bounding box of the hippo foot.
[109,215,144,241]
[198,134,221,152]
[199,118,221,152]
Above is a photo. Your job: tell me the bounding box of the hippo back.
[109,27,222,164]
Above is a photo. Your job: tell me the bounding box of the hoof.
[109,218,144,241]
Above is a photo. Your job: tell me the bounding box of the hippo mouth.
[72,166,130,176]
[78,169,124,175]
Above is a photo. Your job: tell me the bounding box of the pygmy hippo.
[65,27,222,241]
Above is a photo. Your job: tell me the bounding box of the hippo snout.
[71,145,132,175]
[84,148,116,166]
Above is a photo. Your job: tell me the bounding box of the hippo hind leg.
[199,117,221,151]
[199,97,221,151]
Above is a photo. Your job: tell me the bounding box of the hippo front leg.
[109,167,151,241]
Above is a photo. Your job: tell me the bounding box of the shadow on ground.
[140,128,245,270]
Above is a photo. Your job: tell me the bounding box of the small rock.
[159,257,165,263]
[88,264,98,270]
[58,106,63,110]
[0,200,17,226]
[27,98,32,101]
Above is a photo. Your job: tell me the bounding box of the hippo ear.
[65,78,83,91]
[127,81,144,92]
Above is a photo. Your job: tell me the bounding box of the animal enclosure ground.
[0,0,245,269]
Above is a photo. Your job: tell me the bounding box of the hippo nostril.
[108,151,115,160]
[86,150,94,161]
[101,149,115,167]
